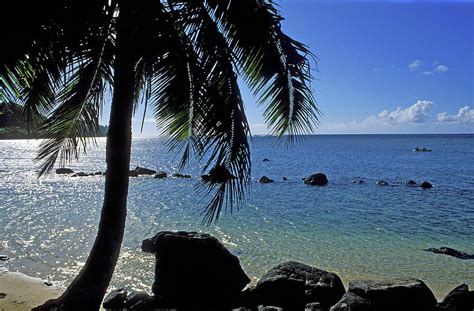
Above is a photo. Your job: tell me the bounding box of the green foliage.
[0,0,319,222]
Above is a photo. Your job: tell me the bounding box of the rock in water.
[329,292,371,311]
[153,171,167,179]
[438,284,472,311]
[421,181,433,189]
[406,180,417,186]
[103,288,128,309]
[424,247,474,260]
[305,302,324,311]
[263,158,270,162]
[135,166,156,175]
[129,170,139,177]
[376,180,389,186]
[259,176,274,183]
[55,168,74,174]
[304,173,329,186]
[348,278,437,311]
[141,231,250,308]
[248,261,345,310]
[352,178,366,184]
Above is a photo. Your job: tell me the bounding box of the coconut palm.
[1,0,319,309]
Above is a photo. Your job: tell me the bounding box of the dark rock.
[0,255,9,261]
[406,180,417,186]
[43,281,53,287]
[203,165,235,183]
[259,176,274,183]
[72,172,88,177]
[282,177,288,181]
[352,178,365,184]
[258,306,283,311]
[376,180,389,186]
[249,261,345,310]
[89,173,95,176]
[153,171,167,179]
[0,292,6,299]
[129,170,138,177]
[55,168,74,174]
[94,171,102,175]
[305,302,324,311]
[329,292,371,311]
[438,284,471,311]
[233,308,252,311]
[135,166,156,175]
[421,181,433,189]
[263,159,270,162]
[348,278,437,311]
[142,231,250,308]
[424,247,474,260]
[125,291,156,311]
[103,288,128,309]
[172,173,191,178]
[304,173,329,186]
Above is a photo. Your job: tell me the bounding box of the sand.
[0,267,64,311]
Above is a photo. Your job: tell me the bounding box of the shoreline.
[0,267,64,311]
[0,266,453,310]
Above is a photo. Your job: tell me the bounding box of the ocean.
[0,134,473,297]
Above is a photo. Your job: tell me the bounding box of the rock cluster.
[103,231,472,311]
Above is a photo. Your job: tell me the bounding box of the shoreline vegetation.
[0,102,108,140]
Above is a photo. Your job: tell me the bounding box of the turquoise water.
[0,135,473,297]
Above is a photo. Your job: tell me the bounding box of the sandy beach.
[0,267,63,311]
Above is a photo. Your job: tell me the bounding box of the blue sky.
[127,0,474,135]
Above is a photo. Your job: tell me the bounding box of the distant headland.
[0,102,107,139]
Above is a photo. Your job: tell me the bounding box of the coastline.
[0,267,63,311]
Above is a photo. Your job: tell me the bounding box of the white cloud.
[434,64,448,73]
[408,59,422,71]
[437,106,474,123]
[365,100,433,124]
[423,71,433,75]
[433,61,440,66]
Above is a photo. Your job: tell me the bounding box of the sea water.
[0,135,473,297]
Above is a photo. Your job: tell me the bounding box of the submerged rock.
[247,261,345,310]
[263,158,270,162]
[348,278,437,311]
[153,171,167,179]
[172,173,191,178]
[0,255,9,261]
[142,231,250,308]
[282,177,288,181]
[304,173,329,186]
[259,176,274,183]
[424,247,474,260]
[135,166,156,175]
[438,284,472,311]
[352,178,366,184]
[56,168,74,174]
[406,180,417,186]
[421,181,433,189]
[72,172,88,177]
[376,180,389,186]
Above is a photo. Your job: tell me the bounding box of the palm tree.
[1,0,319,309]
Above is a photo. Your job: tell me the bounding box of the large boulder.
[56,168,74,174]
[438,284,472,311]
[129,170,139,177]
[329,292,372,311]
[348,278,437,311]
[304,173,329,186]
[103,288,128,310]
[247,261,345,310]
[135,166,156,175]
[141,231,250,308]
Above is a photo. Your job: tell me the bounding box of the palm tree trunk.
[34,6,137,310]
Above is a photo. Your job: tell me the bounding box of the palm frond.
[206,0,320,140]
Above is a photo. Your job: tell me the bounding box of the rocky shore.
[102,231,473,311]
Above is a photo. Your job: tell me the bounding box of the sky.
[122,0,474,136]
